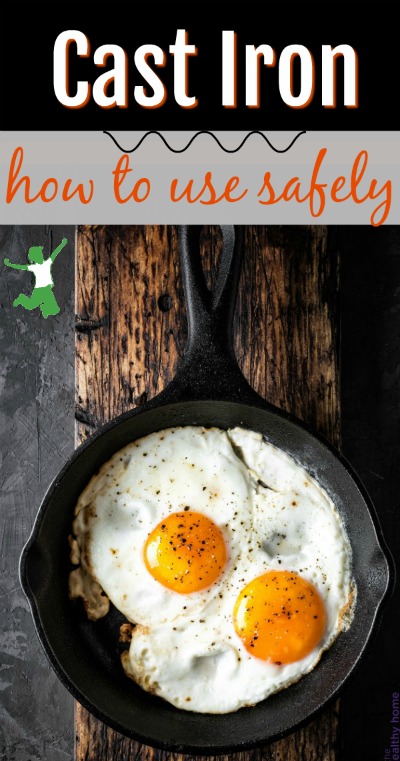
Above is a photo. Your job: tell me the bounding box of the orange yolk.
[233,570,326,664]
[144,511,227,593]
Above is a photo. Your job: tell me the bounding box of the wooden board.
[75,225,340,761]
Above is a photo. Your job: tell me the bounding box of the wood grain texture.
[75,225,340,761]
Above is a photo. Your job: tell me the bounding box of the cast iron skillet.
[20,226,391,755]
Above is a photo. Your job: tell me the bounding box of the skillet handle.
[180,225,242,359]
[161,225,264,405]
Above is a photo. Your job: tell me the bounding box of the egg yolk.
[144,511,227,593]
[233,570,326,664]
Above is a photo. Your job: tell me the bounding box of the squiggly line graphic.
[104,130,306,154]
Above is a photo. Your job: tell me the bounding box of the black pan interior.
[21,399,390,755]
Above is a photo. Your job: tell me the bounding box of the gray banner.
[0,131,398,224]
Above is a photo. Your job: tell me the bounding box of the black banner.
[0,5,394,131]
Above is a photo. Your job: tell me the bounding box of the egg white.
[72,426,253,626]
[71,425,354,713]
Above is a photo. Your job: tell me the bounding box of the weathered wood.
[75,224,340,761]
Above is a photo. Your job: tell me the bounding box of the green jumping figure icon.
[4,238,67,318]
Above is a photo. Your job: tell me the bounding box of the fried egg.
[70,426,355,713]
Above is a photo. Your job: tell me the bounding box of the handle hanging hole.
[199,226,224,294]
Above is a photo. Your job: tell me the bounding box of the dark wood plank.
[75,225,340,761]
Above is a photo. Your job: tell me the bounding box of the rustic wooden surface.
[75,225,340,761]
